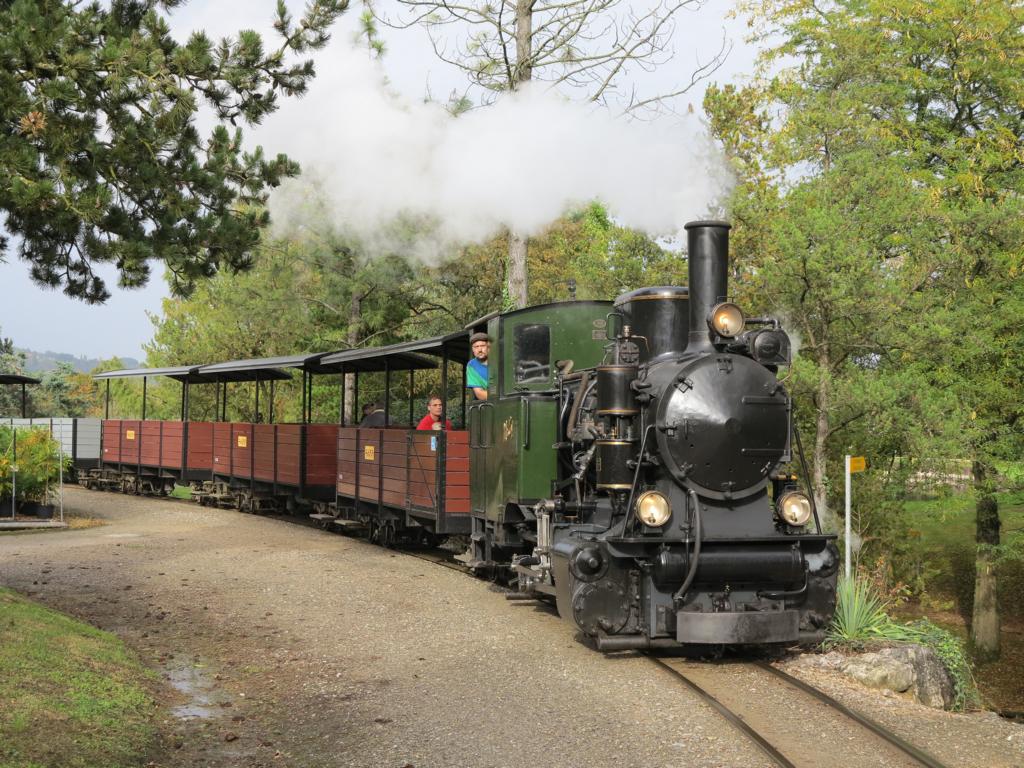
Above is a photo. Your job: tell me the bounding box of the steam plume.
[263,37,731,257]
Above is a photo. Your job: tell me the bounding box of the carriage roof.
[0,374,41,385]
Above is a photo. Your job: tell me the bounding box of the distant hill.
[16,348,140,374]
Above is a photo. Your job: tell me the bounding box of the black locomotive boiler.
[513,221,839,649]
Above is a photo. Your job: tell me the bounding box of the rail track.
[647,655,952,768]
[109,489,957,765]
[385,527,952,768]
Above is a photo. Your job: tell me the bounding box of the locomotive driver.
[467,332,490,400]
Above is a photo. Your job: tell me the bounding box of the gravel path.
[0,488,1021,768]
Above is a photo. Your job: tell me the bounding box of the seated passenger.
[417,396,452,431]
[359,401,387,427]
[467,332,490,401]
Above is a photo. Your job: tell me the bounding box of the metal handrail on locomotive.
[74,219,838,651]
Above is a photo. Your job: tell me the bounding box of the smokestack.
[684,220,731,353]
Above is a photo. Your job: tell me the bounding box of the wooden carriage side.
[337,427,471,526]
[137,420,187,470]
[186,422,214,475]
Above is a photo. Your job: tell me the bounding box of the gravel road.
[0,488,1021,768]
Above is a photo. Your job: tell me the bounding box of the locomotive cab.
[466,300,611,562]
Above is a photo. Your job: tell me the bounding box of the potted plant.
[2,427,65,518]
[0,426,15,516]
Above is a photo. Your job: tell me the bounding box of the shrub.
[0,426,69,504]
[827,576,980,710]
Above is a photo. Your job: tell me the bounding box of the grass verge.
[0,587,158,768]
[169,484,192,500]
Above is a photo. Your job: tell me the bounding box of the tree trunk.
[343,293,362,425]
[514,0,533,85]
[812,360,833,531]
[507,230,529,309]
[503,0,532,310]
[971,459,1001,660]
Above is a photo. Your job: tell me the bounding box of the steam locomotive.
[71,220,837,650]
[471,221,838,649]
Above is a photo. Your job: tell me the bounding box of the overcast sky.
[0,0,760,361]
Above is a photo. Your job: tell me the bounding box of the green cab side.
[468,300,613,538]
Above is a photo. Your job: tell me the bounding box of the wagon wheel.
[367,520,379,544]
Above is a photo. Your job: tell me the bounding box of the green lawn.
[0,588,158,768]
[901,489,1024,617]
[169,484,192,500]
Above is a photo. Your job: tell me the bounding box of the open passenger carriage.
[85,331,477,544]
[319,331,472,544]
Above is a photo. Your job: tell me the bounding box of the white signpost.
[844,455,866,579]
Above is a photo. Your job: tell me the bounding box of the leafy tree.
[89,357,140,418]
[146,237,315,421]
[0,327,32,416]
[705,83,936,529]
[426,202,682,324]
[35,362,94,417]
[0,0,346,303]
[711,0,1024,657]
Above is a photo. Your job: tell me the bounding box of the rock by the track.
[798,646,956,709]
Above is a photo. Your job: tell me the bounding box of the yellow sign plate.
[125,430,135,440]
[849,456,867,473]
[364,445,376,461]
[237,435,247,448]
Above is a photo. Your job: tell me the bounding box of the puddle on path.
[166,662,217,720]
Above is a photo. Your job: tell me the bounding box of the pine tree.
[0,0,346,302]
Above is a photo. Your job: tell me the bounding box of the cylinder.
[613,286,689,363]
[596,365,638,416]
[595,440,635,490]
[684,220,731,353]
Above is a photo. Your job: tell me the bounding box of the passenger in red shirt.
[416,396,452,431]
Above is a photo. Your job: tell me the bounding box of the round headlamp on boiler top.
[708,302,745,338]
[635,491,672,528]
[777,491,813,527]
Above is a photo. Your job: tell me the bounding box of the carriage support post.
[384,360,391,425]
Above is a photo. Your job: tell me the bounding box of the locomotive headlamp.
[777,491,813,527]
[635,491,672,527]
[709,302,745,338]
[751,329,791,366]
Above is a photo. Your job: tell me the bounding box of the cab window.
[513,324,550,384]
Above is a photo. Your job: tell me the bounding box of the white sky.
[0,0,759,360]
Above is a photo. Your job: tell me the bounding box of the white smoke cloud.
[262,34,732,259]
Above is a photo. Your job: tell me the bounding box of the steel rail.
[647,656,797,768]
[400,548,472,575]
[754,661,951,768]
